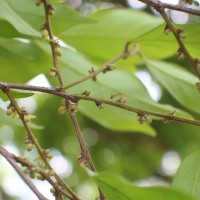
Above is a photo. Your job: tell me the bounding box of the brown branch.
[73,94,200,127]
[1,82,200,126]
[3,89,80,200]
[0,146,48,200]
[138,0,200,16]
[41,1,104,199]
[138,0,200,80]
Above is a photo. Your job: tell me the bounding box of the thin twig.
[41,1,104,199]
[1,82,200,126]
[0,146,48,200]
[63,43,139,90]
[138,0,200,80]
[138,0,200,16]
[73,94,200,127]
[3,89,80,200]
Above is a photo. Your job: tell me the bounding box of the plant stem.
[1,82,200,127]
[63,43,139,90]
[138,0,200,80]
[0,146,48,200]
[3,89,80,200]
[41,1,105,198]
[138,0,200,16]
[73,94,200,127]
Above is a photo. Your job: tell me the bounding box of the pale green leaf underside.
[146,60,200,113]
[58,47,192,135]
[95,174,195,200]
[172,150,200,200]
[0,0,40,37]
[0,90,34,102]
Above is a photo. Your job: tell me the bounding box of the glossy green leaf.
[146,60,200,113]
[60,9,200,64]
[0,0,39,37]
[3,0,91,38]
[0,38,51,82]
[95,174,195,200]
[0,90,34,102]
[136,24,200,59]
[172,150,200,200]
[51,47,193,135]
[59,9,163,64]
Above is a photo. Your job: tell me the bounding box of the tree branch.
[63,43,139,90]
[138,0,200,16]
[0,146,48,200]
[138,0,200,80]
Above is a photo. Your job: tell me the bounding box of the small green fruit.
[55,47,62,57]
[49,71,56,78]
[58,106,66,115]
[6,108,13,116]
[29,171,36,179]
[26,143,33,151]
[41,29,49,38]
[47,153,53,160]
[35,0,42,6]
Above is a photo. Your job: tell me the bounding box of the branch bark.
[0,146,48,200]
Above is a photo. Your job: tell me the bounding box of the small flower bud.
[37,174,45,181]
[50,188,55,193]
[49,71,56,78]
[177,29,186,39]
[6,108,13,116]
[48,170,55,177]
[41,29,49,38]
[58,106,67,115]
[29,171,36,179]
[116,97,127,104]
[82,90,91,96]
[177,48,185,60]
[35,0,42,6]
[55,47,62,57]
[26,143,33,151]
[48,4,55,15]
[47,153,53,160]
[196,82,200,92]
[164,25,171,35]
[24,115,31,122]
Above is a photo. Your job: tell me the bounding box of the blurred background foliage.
[0,0,200,199]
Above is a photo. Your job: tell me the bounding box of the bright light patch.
[28,74,51,87]
[77,183,97,200]
[160,0,178,4]
[135,71,161,102]
[170,11,189,24]
[50,155,73,178]
[82,128,99,147]
[161,151,181,176]
[135,176,167,187]
[126,0,146,9]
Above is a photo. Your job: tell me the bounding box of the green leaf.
[0,38,51,82]
[59,9,163,64]
[0,90,34,102]
[172,150,200,200]
[48,47,193,135]
[95,174,195,200]
[0,0,40,37]
[3,0,91,38]
[146,60,200,113]
[136,23,200,59]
